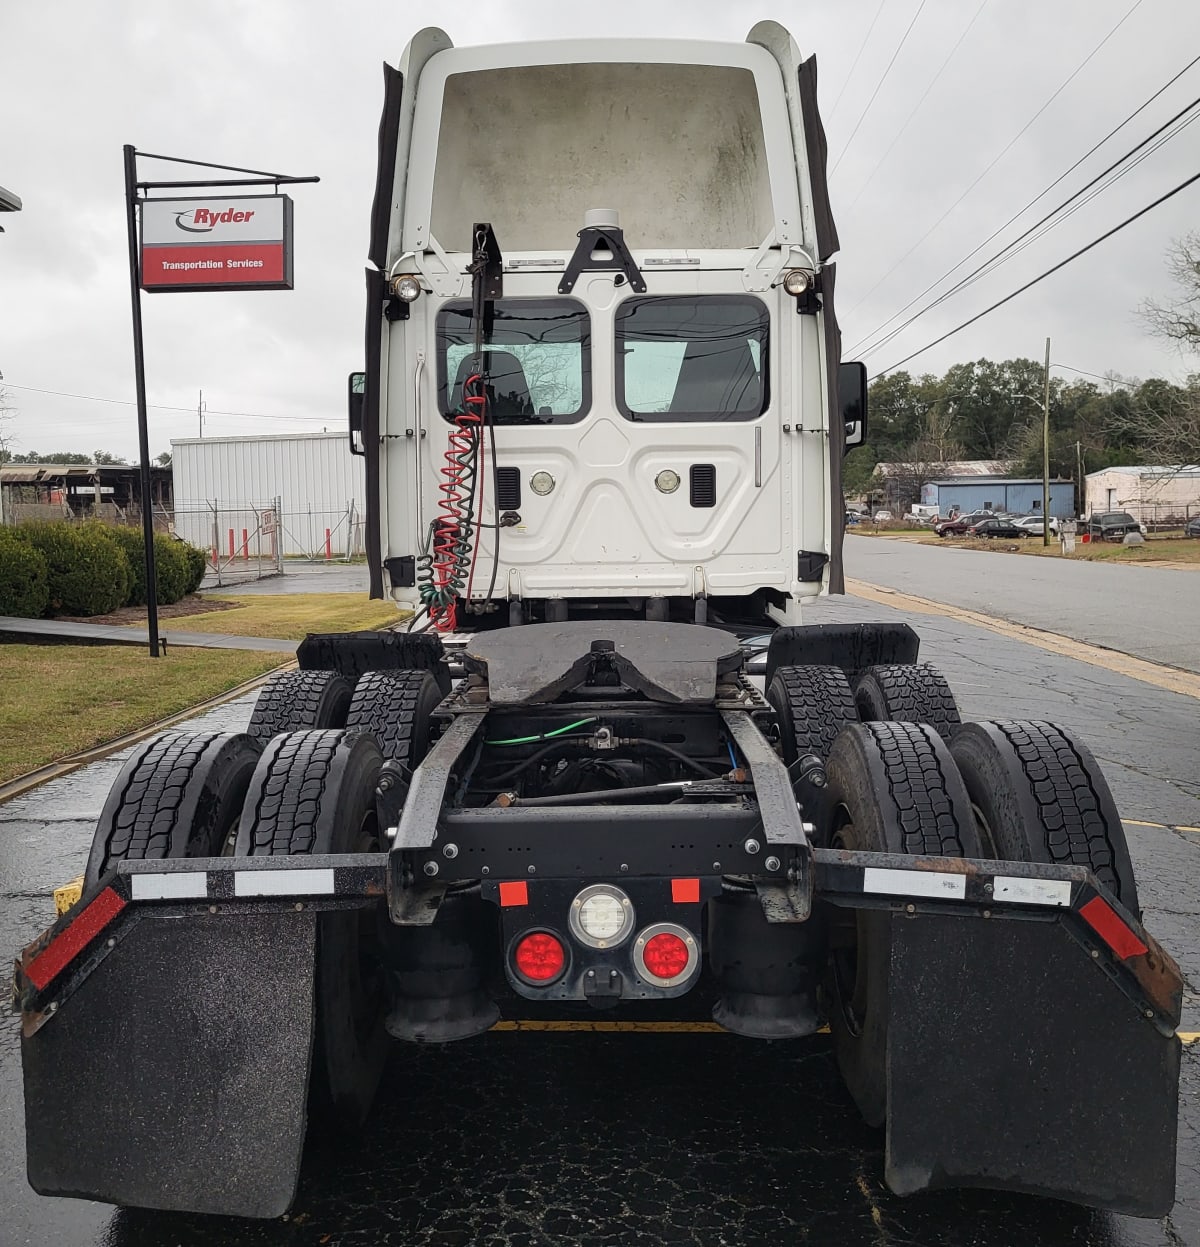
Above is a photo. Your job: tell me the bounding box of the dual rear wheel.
[822,716,1137,1127]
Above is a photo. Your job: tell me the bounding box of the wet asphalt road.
[3,586,1200,1246]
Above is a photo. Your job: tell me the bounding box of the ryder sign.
[140,194,293,292]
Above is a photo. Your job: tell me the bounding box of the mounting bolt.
[1090,948,1100,959]
[443,843,459,859]
[765,856,781,872]
[712,862,722,872]
[984,881,993,893]
[527,865,537,875]
[587,970,596,978]
[47,1001,57,1014]
[905,903,916,915]
[106,937,116,948]
[423,861,439,877]
[619,863,629,873]
[744,838,761,855]
[481,866,490,876]
[982,909,991,919]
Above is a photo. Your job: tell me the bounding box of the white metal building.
[1084,465,1200,526]
[171,432,366,559]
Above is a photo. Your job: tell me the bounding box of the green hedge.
[0,527,51,618]
[19,522,132,616]
[93,525,201,607]
[181,541,208,594]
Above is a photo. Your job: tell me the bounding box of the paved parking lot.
[2,581,1198,1246]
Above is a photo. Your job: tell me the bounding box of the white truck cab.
[353,23,865,630]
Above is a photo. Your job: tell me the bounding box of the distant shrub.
[0,527,50,617]
[19,521,131,616]
[97,525,199,606]
[180,541,208,594]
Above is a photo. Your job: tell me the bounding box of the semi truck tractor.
[16,23,1181,1220]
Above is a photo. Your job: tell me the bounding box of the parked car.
[871,510,893,523]
[1087,511,1141,540]
[1185,515,1200,537]
[1012,514,1061,536]
[845,509,862,527]
[935,510,995,536]
[968,517,1031,539]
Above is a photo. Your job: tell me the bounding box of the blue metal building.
[919,477,1074,518]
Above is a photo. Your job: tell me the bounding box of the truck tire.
[767,664,858,764]
[85,731,260,887]
[854,662,961,740]
[344,669,443,768]
[824,722,981,1127]
[235,730,389,1128]
[247,669,353,746]
[950,721,1139,915]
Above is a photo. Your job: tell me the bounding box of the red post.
[241,528,249,561]
[228,529,235,558]
[325,528,332,560]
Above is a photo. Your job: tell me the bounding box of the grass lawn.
[0,645,285,784]
[136,593,407,640]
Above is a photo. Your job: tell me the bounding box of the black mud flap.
[764,622,919,689]
[885,914,1179,1216]
[23,908,317,1218]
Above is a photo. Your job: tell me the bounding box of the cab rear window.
[616,295,768,422]
[436,298,590,425]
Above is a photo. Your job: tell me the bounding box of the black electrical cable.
[831,0,929,176]
[621,740,727,779]
[849,51,1200,354]
[854,93,1200,360]
[828,0,887,121]
[873,167,1200,378]
[844,0,989,211]
[843,0,1148,323]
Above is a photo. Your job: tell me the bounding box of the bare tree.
[1142,232,1200,353]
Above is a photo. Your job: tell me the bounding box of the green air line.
[485,717,599,746]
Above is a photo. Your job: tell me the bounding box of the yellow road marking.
[845,578,1200,702]
[1124,820,1166,829]
[493,1021,1200,1043]
[1176,826,1200,834]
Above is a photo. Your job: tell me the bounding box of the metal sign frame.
[122,146,317,655]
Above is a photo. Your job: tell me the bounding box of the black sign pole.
[123,144,160,658]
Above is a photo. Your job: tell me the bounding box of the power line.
[872,167,1200,378]
[828,0,888,121]
[844,0,990,211]
[854,95,1200,360]
[848,50,1200,356]
[843,0,1146,320]
[2,381,330,422]
[831,0,929,177]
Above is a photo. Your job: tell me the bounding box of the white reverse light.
[569,884,635,949]
[530,471,556,496]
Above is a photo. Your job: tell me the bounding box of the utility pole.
[1042,337,1051,547]
[198,389,204,438]
[1075,440,1084,518]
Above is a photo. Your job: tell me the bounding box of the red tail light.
[513,931,566,983]
[634,922,699,986]
[643,932,690,979]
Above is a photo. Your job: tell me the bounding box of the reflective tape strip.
[993,876,1072,907]
[131,872,208,901]
[862,867,966,900]
[233,868,336,897]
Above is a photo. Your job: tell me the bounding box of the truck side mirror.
[348,371,366,456]
[839,361,868,451]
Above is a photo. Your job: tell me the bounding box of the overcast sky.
[2,0,1198,461]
